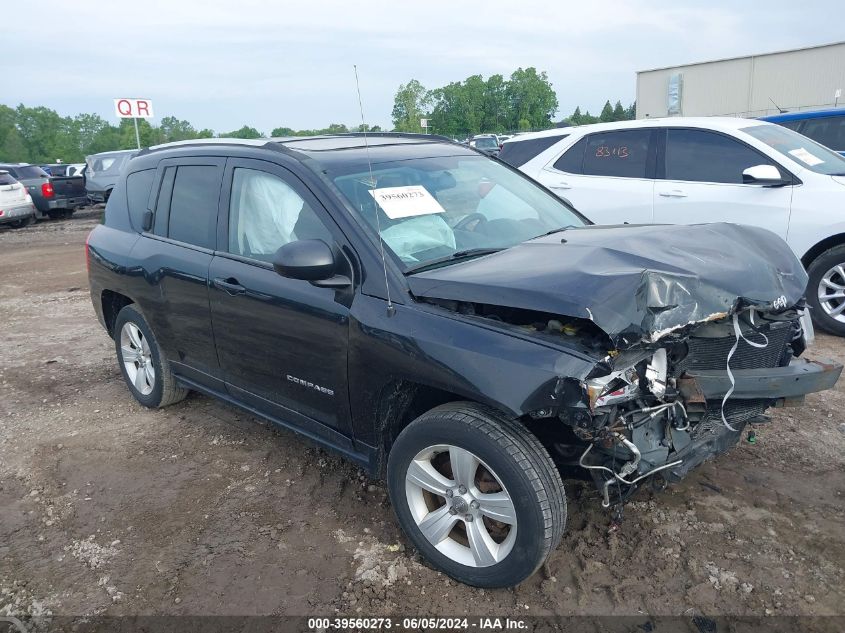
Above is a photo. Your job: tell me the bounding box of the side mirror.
[272,239,338,282]
[742,164,786,186]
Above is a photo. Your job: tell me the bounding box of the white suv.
[501,118,845,335]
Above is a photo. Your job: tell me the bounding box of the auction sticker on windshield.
[369,185,446,220]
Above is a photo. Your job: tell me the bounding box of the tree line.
[1,80,634,163]
[392,68,635,138]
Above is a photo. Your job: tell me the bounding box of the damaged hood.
[407,223,808,347]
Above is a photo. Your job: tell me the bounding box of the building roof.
[637,40,845,74]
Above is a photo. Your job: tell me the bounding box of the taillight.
[41,182,55,198]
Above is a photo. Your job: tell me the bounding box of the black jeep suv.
[87,134,840,587]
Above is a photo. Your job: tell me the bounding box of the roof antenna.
[354,64,395,317]
[768,97,787,114]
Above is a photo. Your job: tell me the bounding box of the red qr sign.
[114,98,154,119]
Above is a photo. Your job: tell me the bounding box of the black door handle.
[212,277,246,296]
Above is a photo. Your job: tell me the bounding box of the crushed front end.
[563,305,841,510]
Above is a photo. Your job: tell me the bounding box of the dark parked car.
[86,134,841,587]
[84,149,138,203]
[761,107,845,155]
[0,163,86,219]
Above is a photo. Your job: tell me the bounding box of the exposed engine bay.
[570,306,813,510]
[424,296,838,513]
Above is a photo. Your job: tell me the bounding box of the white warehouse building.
[636,41,845,119]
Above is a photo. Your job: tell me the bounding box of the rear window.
[0,171,16,186]
[12,165,48,179]
[126,169,156,231]
[499,135,566,168]
[474,137,498,150]
[87,153,134,176]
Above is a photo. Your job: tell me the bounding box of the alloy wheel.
[404,444,517,567]
[818,263,845,324]
[119,322,155,395]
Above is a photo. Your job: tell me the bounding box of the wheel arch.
[801,233,845,268]
[101,289,134,337]
[374,379,544,477]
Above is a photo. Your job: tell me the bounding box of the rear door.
[129,157,225,388]
[652,128,793,238]
[208,158,355,445]
[537,128,657,224]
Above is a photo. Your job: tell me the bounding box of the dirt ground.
[1,207,844,621]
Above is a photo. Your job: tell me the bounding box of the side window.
[581,130,651,178]
[499,135,567,168]
[153,166,175,236]
[666,129,774,184]
[552,137,587,174]
[167,165,220,249]
[125,169,156,231]
[227,168,332,262]
[800,116,845,152]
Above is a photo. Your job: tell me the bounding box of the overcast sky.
[5,1,843,134]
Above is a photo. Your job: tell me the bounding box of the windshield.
[326,154,587,270]
[474,137,498,149]
[742,124,845,176]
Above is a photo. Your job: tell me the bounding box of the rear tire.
[807,245,845,336]
[387,402,566,588]
[113,305,188,408]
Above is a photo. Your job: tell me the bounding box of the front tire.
[807,245,845,336]
[387,403,566,587]
[113,305,188,408]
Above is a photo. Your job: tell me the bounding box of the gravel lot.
[2,207,844,621]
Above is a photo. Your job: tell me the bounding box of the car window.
[581,130,651,178]
[227,168,332,262]
[741,124,845,176]
[0,171,16,186]
[499,135,566,168]
[799,116,845,152]
[552,137,587,173]
[665,129,774,184]
[153,167,175,236]
[12,165,48,179]
[474,137,498,150]
[325,154,586,268]
[125,169,156,231]
[166,165,220,249]
[777,120,804,132]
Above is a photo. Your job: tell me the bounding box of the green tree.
[392,79,430,133]
[625,101,637,120]
[612,101,625,121]
[220,125,263,139]
[599,100,614,123]
[505,67,558,131]
[159,116,208,142]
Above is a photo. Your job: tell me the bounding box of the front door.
[652,128,793,238]
[208,158,354,442]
